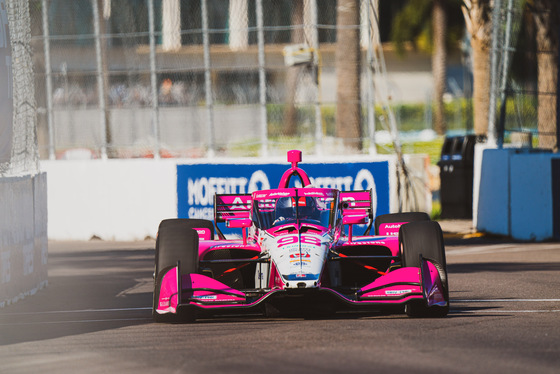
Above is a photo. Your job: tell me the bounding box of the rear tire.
[374,212,430,236]
[153,219,200,323]
[399,221,449,318]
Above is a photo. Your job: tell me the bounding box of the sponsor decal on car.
[302,191,325,196]
[385,289,412,296]
[269,192,292,197]
[345,240,387,245]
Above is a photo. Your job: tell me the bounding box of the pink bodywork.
[156,261,443,313]
[155,149,448,316]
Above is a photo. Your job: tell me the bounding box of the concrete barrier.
[476,148,513,235]
[41,159,178,241]
[0,173,48,308]
[41,154,432,241]
[510,152,560,241]
[476,148,560,241]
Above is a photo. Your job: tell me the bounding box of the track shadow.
[0,246,156,346]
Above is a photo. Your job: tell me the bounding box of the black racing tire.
[374,212,430,236]
[153,219,201,323]
[399,220,449,318]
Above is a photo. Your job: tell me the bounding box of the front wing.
[154,257,447,316]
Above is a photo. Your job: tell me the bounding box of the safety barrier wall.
[41,159,178,241]
[0,173,48,308]
[41,155,431,241]
[476,148,560,241]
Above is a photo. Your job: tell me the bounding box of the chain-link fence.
[29,0,560,160]
[32,0,383,159]
[489,0,559,151]
[0,0,38,176]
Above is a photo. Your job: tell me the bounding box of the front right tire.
[399,220,449,318]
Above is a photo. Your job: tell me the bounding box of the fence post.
[309,0,322,155]
[256,0,268,157]
[497,0,514,149]
[365,0,377,155]
[41,0,55,160]
[201,0,215,157]
[92,0,110,159]
[148,0,160,159]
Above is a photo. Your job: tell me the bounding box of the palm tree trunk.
[471,36,490,136]
[462,0,492,137]
[335,0,362,151]
[534,0,559,150]
[432,0,447,135]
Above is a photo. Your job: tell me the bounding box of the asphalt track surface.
[1,237,559,373]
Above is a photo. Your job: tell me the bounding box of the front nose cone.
[285,279,318,289]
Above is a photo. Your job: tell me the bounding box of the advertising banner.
[177,161,390,236]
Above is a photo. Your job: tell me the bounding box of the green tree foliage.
[390,0,464,55]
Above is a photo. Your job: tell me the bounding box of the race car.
[153,150,449,322]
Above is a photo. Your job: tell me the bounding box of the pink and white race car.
[153,150,449,322]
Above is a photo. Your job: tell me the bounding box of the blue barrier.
[177,161,390,236]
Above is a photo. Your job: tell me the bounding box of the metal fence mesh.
[490,0,559,150]
[0,0,38,176]
[31,0,379,159]
[31,0,557,159]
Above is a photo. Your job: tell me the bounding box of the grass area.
[225,135,446,167]
[375,137,445,165]
[430,200,442,220]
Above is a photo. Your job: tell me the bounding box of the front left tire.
[153,219,200,323]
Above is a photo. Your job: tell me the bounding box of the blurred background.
[27,0,557,162]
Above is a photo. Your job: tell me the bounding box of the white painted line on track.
[0,307,152,316]
[450,298,560,314]
[447,244,560,256]
[0,317,152,326]
[447,244,514,256]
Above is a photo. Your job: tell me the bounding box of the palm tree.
[335,0,362,151]
[462,0,492,137]
[531,0,559,150]
[391,0,464,136]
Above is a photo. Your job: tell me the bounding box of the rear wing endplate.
[339,189,374,235]
[214,194,252,239]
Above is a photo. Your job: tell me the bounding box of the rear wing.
[214,194,252,239]
[340,189,374,235]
